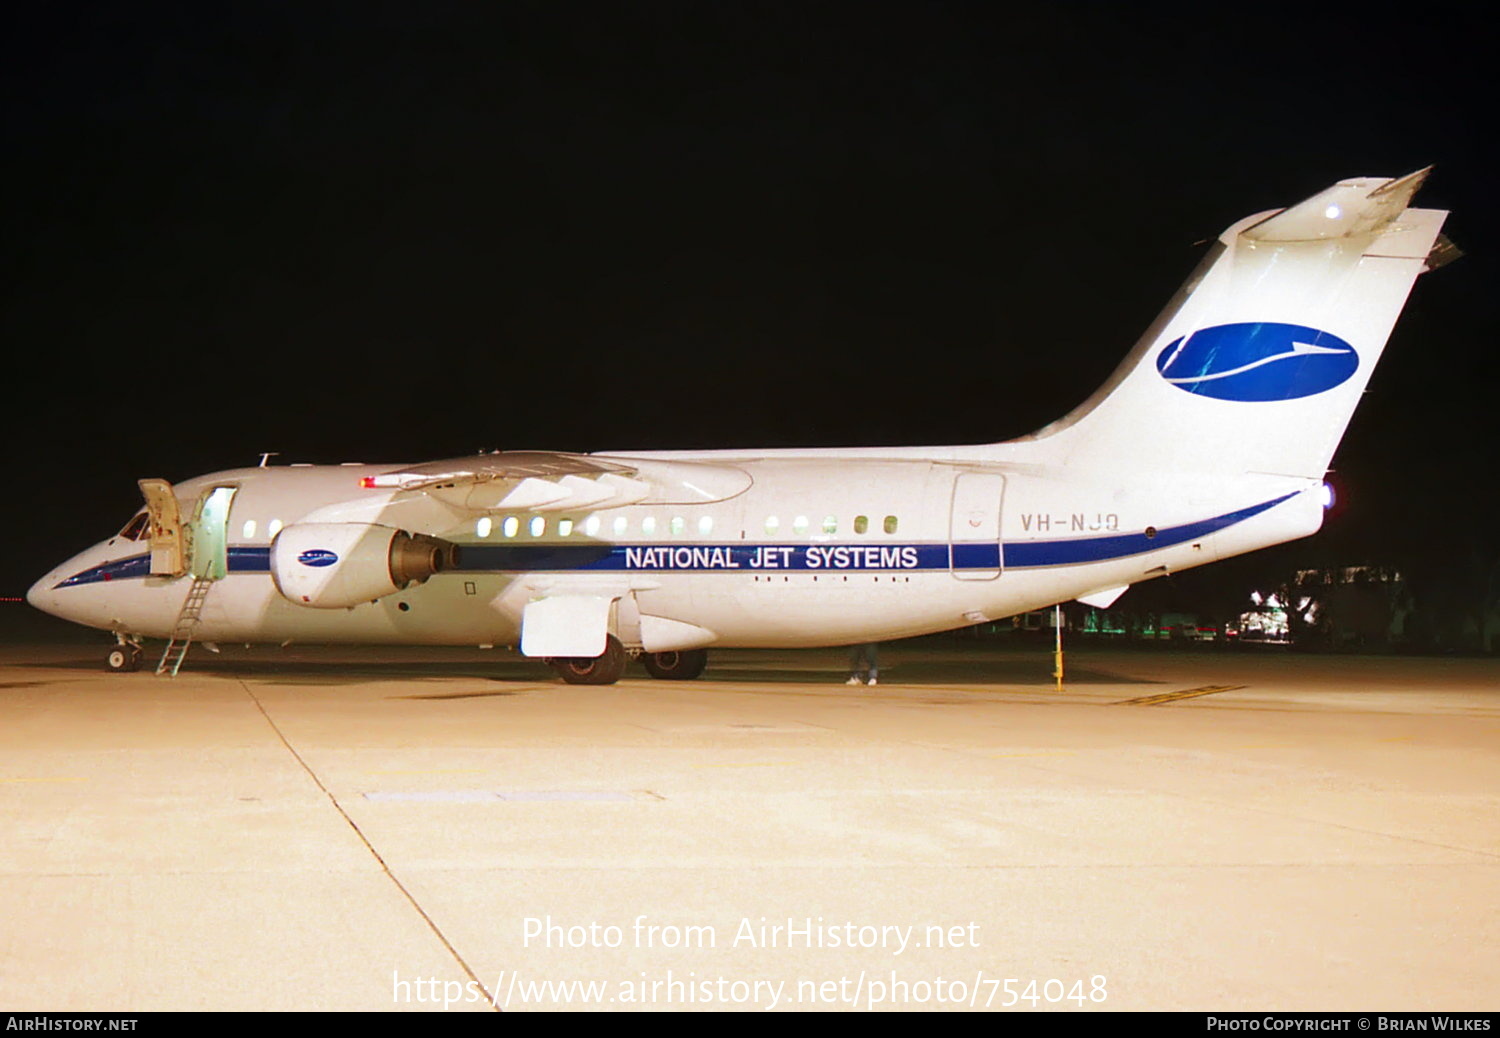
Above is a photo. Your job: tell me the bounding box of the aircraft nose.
[26,570,62,618]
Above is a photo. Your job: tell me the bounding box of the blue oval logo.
[1156,322,1358,402]
[297,549,339,568]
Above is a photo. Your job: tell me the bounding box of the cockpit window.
[119,511,151,541]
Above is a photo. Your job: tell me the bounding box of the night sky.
[5,4,1496,602]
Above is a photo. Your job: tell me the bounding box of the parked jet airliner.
[28,172,1454,682]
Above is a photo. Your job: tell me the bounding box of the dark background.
[4,3,1495,637]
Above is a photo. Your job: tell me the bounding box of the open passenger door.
[138,479,188,577]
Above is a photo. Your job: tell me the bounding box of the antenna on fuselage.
[257,452,279,468]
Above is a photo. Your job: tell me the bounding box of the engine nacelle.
[270,523,458,609]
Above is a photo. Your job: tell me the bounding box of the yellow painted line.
[0,777,88,784]
[1115,684,1245,706]
[990,751,1079,758]
[691,761,798,769]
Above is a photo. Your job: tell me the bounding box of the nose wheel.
[105,645,143,673]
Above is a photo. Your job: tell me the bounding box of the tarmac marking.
[362,790,639,802]
[398,685,552,700]
[691,760,798,769]
[365,768,489,776]
[1115,684,1245,706]
[989,751,1080,758]
[0,776,87,784]
[236,677,498,1010]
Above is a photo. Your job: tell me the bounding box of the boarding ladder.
[156,577,214,677]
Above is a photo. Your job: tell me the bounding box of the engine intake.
[270,522,459,609]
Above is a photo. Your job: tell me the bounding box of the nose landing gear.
[105,635,143,673]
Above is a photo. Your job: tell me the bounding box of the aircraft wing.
[364,451,753,514]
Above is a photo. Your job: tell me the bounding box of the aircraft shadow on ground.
[30,654,1154,689]
[9,611,1164,689]
[696,662,1152,686]
[23,655,537,685]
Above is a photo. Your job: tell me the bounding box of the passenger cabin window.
[119,512,151,541]
[854,515,869,535]
[884,515,898,534]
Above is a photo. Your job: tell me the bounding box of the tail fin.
[1016,170,1451,479]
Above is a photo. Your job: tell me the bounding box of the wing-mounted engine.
[270,522,459,609]
[365,451,752,513]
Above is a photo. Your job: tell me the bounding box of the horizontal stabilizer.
[1426,234,1462,272]
[1243,167,1430,242]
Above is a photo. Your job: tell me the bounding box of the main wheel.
[641,648,708,680]
[105,646,141,673]
[550,635,628,685]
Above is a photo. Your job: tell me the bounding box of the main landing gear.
[640,648,708,680]
[548,635,629,685]
[547,639,710,685]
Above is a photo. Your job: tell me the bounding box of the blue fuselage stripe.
[54,494,1296,587]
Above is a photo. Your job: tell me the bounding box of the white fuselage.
[29,451,1325,650]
